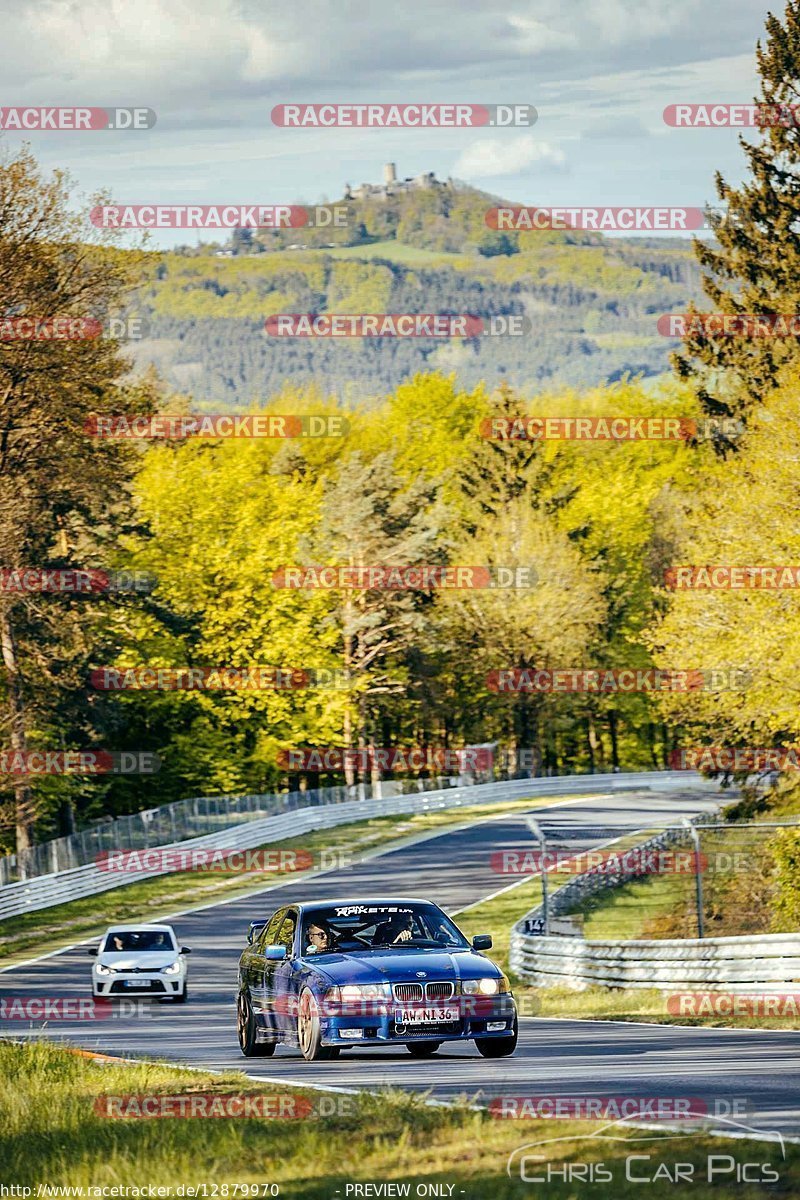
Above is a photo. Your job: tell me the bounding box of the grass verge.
[0,1041,795,1198]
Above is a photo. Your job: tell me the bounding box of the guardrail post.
[682,818,705,938]
[526,816,549,936]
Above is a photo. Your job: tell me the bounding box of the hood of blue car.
[301,948,501,986]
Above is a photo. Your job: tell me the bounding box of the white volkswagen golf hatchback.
[89,923,191,1002]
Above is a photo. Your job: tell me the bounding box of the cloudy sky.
[0,0,780,247]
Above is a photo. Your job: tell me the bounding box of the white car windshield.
[104,930,175,952]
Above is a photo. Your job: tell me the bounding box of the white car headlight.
[462,977,504,995]
[94,964,112,976]
[163,960,182,975]
[339,984,384,999]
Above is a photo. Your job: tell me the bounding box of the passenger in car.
[373,913,413,946]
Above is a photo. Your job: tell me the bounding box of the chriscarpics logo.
[506,1116,785,1186]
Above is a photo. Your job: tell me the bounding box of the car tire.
[173,983,188,1004]
[297,987,339,1061]
[475,1015,518,1058]
[406,1042,441,1057]
[237,991,276,1057]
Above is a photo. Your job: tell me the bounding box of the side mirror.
[247,921,267,945]
[264,945,287,961]
[179,946,192,954]
[87,947,98,957]
[472,934,492,951]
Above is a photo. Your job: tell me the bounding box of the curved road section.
[2,787,799,1137]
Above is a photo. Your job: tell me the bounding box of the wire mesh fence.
[0,774,465,885]
[525,818,800,941]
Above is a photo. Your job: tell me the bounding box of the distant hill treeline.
[131,185,704,405]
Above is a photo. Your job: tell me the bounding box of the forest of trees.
[2,1,800,856]
[133,233,701,403]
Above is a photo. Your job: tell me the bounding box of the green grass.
[581,872,693,941]
[0,795,568,965]
[1,1041,795,1197]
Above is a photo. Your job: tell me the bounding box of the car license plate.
[123,980,144,988]
[396,1007,458,1024]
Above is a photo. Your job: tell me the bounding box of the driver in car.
[305,921,334,954]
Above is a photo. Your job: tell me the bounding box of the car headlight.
[338,984,385,999]
[163,961,182,975]
[461,976,508,995]
[323,984,387,1007]
[94,964,112,976]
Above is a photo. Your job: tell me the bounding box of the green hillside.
[131,183,703,405]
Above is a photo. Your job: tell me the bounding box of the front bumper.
[321,994,517,1045]
[92,972,185,996]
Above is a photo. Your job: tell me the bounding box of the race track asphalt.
[2,787,799,1138]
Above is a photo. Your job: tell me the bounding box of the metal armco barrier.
[510,930,800,992]
[0,770,711,920]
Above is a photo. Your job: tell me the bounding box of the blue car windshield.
[301,903,470,954]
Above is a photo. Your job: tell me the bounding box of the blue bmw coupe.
[236,896,518,1061]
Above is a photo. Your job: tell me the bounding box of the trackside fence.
[0,771,717,920]
[509,810,800,992]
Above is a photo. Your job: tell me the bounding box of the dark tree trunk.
[608,709,620,770]
[0,606,34,861]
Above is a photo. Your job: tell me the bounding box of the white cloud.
[0,0,770,102]
[453,134,566,179]
[504,14,576,54]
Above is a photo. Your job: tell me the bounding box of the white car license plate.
[396,1007,458,1024]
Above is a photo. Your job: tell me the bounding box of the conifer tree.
[673,1,800,428]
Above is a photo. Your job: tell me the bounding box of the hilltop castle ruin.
[344,163,453,201]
